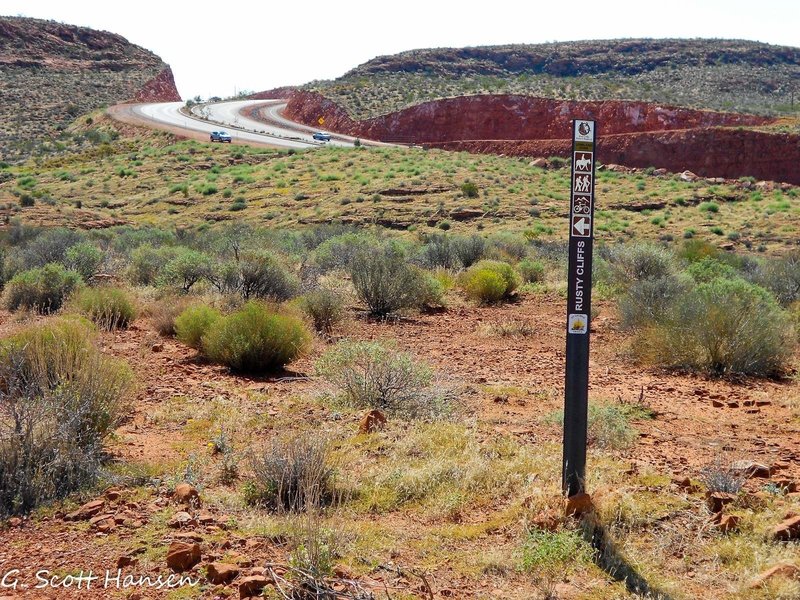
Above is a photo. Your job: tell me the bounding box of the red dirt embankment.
[285,91,800,184]
[133,66,181,103]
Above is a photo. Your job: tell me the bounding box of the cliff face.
[285,91,798,184]
[0,16,180,160]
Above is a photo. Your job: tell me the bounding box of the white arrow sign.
[572,216,591,237]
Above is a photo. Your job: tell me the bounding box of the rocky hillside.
[0,16,180,162]
[308,39,800,118]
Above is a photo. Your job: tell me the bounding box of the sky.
[3,0,799,99]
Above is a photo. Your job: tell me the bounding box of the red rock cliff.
[134,66,181,103]
[284,91,798,183]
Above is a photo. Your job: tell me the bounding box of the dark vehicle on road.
[312,132,331,142]
[210,131,232,143]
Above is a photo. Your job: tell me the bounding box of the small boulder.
[238,575,269,598]
[706,492,736,513]
[65,499,105,522]
[105,489,122,501]
[169,511,196,528]
[565,492,593,517]
[166,541,201,572]
[715,514,739,533]
[730,460,771,479]
[207,562,239,585]
[679,170,698,182]
[772,515,800,541]
[358,409,387,434]
[529,158,548,168]
[117,555,138,569]
[748,563,800,588]
[173,483,201,507]
[89,514,116,533]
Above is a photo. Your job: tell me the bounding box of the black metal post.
[563,119,597,497]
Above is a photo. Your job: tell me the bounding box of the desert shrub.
[203,302,311,373]
[677,238,721,263]
[314,233,374,272]
[486,232,528,261]
[685,257,739,283]
[618,273,692,331]
[128,246,180,285]
[417,234,459,270]
[416,268,446,308]
[460,181,479,198]
[245,435,337,512]
[517,258,546,283]
[13,228,83,272]
[73,287,137,330]
[520,528,593,600]
[451,234,486,268]
[3,263,82,313]
[757,251,800,306]
[349,244,431,316]
[149,295,192,335]
[297,286,347,335]
[64,242,103,282]
[636,278,794,376]
[211,252,299,301]
[174,304,222,350]
[158,248,213,293]
[700,458,746,494]
[603,243,675,289]
[316,340,449,418]
[0,318,133,516]
[459,260,520,304]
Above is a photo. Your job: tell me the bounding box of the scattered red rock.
[169,511,196,528]
[173,483,201,507]
[238,575,270,598]
[714,513,739,533]
[772,515,800,541]
[748,563,800,588]
[207,562,239,585]
[64,499,105,522]
[706,492,736,514]
[166,541,201,572]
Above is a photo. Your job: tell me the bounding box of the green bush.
[547,404,638,449]
[297,286,347,335]
[211,252,299,301]
[517,258,546,283]
[459,260,520,304]
[520,528,592,600]
[203,302,311,373]
[0,318,133,517]
[3,263,82,314]
[314,233,374,272]
[451,234,486,268]
[603,243,675,289]
[618,274,691,331]
[128,246,179,286]
[350,243,431,316]
[73,287,137,329]
[175,304,221,350]
[158,248,213,293]
[316,340,448,418]
[757,251,800,306]
[64,242,103,282]
[636,278,795,376]
[460,181,479,198]
[685,257,739,283]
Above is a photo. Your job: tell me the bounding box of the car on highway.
[312,132,331,142]
[210,131,232,143]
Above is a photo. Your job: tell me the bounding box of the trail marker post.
[563,119,597,497]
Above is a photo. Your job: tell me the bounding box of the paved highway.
[112,98,385,150]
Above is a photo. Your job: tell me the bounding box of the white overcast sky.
[3,0,799,99]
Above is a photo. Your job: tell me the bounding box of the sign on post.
[563,119,597,497]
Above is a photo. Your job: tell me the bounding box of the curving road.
[110,99,387,150]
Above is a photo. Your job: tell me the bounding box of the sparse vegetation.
[72,286,137,329]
